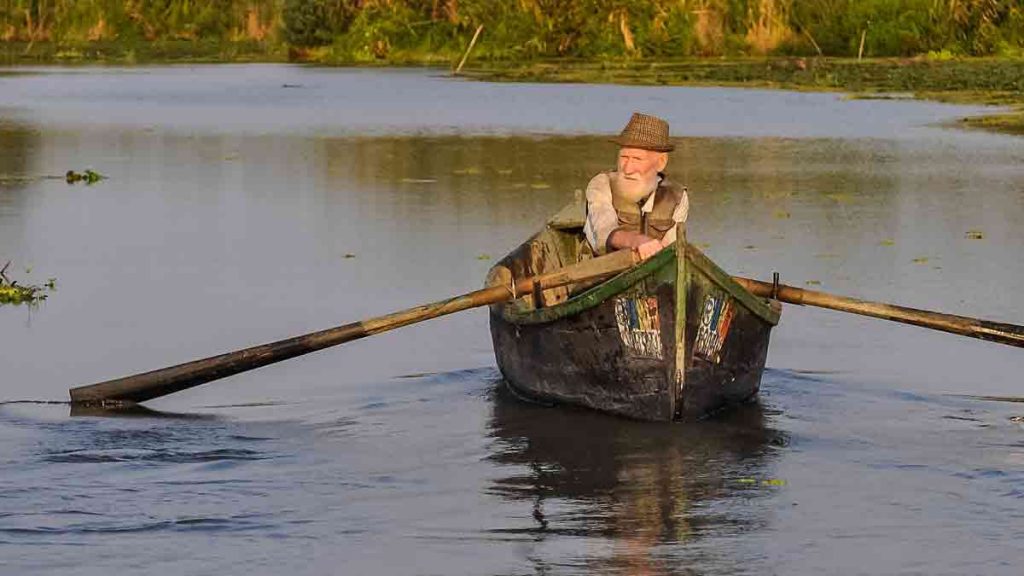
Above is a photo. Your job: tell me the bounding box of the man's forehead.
[618,147,657,157]
[618,148,668,163]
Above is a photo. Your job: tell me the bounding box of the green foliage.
[334,1,428,61]
[0,0,282,44]
[281,0,358,48]
[792,0,940,57]
[1,0,1022,60]
[461,1,698,59]
[791,0,1024,57]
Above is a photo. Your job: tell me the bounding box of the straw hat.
[612,112,675,152]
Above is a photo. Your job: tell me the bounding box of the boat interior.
[485,197,596,311]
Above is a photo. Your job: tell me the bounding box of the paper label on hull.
[614,297,663,359]
[694,293,734,364]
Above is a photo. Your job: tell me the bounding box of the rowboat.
[70,192,1019,412]
[486,198,782,421]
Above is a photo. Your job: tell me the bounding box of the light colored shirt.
[583,172,689,254]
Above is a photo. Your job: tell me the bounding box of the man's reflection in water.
[487,383,787,574]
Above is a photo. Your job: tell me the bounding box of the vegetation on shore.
[462,56,1024,135]
[3,1,1022,63]
[1,1,1021,134]
[956,110,1024,134]
[1,1,285,63]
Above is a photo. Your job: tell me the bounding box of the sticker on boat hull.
[614,297,663,359]
[695,293,734,364]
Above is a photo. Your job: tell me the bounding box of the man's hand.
[635,239,663,261]
[608,230,667,261]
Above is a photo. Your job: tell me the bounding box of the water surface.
[1,65,1022,575]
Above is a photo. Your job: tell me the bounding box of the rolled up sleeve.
[583,173,619,254]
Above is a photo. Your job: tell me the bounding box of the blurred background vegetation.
[1,0,1022,63]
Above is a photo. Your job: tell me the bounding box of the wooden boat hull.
[487,204,780,421]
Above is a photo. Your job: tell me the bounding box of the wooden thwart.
[733,277,1024,348]
[69,249,639,405]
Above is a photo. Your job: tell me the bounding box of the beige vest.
[610,174,686,246]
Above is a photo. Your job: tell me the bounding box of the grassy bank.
[4,1,1023,62]
[1,40,285,64]
[461,57,1024,136]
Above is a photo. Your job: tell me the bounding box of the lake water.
[1,65,1022,575]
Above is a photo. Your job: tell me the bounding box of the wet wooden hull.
[487,208,780,421]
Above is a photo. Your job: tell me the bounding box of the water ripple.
[1,515,273,536]
[42,447,269,464]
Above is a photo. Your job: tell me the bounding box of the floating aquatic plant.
[65,169,106,185]
[0,262,56,307]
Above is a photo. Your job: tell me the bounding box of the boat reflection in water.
[486,382,787,574]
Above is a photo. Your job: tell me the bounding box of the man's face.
[614,147,667,201]
[617,147,666,179]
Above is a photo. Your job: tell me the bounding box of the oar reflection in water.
[68,402,216,419]
[486,384,787,573]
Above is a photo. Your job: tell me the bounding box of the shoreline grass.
[457,57,1024,136]
[0,40,287,65]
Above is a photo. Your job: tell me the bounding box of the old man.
[583,112,688,260]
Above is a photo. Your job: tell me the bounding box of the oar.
[733,276,1024,348]
[69,249,640,405]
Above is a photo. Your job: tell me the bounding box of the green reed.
[1,1,1021,63]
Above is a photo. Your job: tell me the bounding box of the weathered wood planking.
[487,201,781,421]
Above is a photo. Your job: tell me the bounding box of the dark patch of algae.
[461,57,1024,137]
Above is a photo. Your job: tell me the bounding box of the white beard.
[611,171,658,204]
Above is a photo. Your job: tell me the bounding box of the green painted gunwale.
[684,244,781,326]
[500,248,675,326]
[499,242,779,327]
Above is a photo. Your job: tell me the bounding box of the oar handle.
[734,277,1024,349]
[69,249,639,405]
